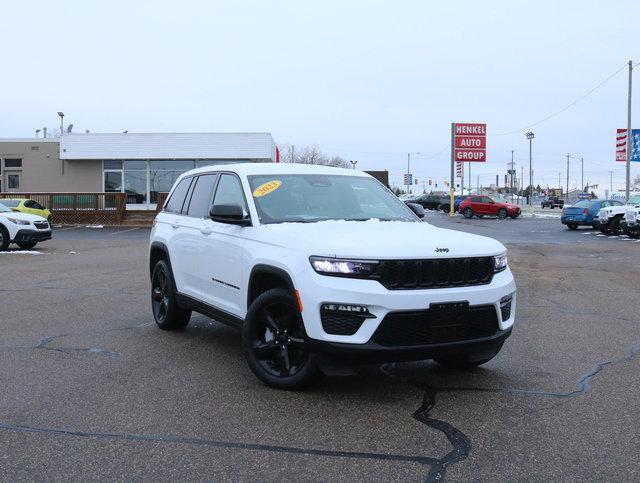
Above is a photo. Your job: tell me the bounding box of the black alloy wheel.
[151,260,191,330]
[497,208,508,219]
[463,208,474,219]
[243,288,319,389]
[0,226,9,251]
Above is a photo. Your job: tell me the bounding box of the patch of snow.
[85,225,104,228]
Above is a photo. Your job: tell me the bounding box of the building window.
[4,158,22,168]
[103,160,123,169]
[8,174,20,189]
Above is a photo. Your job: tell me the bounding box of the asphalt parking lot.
[1,217,639,481]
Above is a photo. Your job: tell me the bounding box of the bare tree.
[279,143,351,169]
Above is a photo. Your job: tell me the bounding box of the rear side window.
[164,178,192,214]
[187,175,217,218]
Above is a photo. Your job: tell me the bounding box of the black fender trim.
[175,293,244,329]
[247,264,296,307]
[149,241,171,279]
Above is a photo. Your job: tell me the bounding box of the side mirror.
[209,204,251,226]
[406,202,425,219]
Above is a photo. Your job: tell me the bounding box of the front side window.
[213,174,248,213]
[164,177,192,214]
[248,174,416,225]
[187,174,217,218]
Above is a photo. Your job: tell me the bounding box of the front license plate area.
[429,301,469,313]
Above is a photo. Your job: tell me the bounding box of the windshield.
[248,174,418,224]
[627,195,640,204]
[0,200,20,207]
[0,203,11,213]
[571,200,596,208]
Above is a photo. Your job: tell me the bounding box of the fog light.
[321,304,375,318]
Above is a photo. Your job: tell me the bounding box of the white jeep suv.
[149,163,516,388]
[0,203,52,251]
[597,194,640,234]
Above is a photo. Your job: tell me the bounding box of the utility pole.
[477,175,479,193]
[558,172,561,190]
[521,165,524,201]
[508,150,515,201]
[581,157,584,192]
[625,60,633,202]
[350,160,357,170]
[566,153,570,201]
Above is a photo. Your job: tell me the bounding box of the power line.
[491,62,628,136]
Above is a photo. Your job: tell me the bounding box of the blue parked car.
[561,199,624,230]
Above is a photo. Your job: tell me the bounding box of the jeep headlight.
[310,257,379,277]
[494,253,508,273]
[7,218,30,225]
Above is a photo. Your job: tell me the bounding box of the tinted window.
[470,196,483,203]
[24,200,36,208]
[103,160,123,169]
[187,175,217,218]
[213,174,248,213]
[164,178,192,213]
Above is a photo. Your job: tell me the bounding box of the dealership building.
[0,132,278,209]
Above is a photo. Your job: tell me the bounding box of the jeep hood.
[259,220,506,259]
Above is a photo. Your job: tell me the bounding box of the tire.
[599,220,611,234]
[609,216,625,236]
[151,259,191,330]
[17,241,38,249]
[476,214,484,218]
[463,208,474,219]
[440,204,450,213]
[497,208,508,219]
[434,343,504,369]
[0,225,9,251]
[243,288,320,389]
[550,206,554,209]
[509,214,518,219]
[47,215,52,223]
[567,224,579,231]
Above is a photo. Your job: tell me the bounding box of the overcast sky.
[2,0,638,193]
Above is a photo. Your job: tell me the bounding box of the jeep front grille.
[372,304,499,347]
[370,257,495,290]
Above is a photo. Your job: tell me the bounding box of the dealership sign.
[616,129,640,162]
[453,123,486,162]
[456,161,463,177]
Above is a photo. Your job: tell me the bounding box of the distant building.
[0,132,277,209]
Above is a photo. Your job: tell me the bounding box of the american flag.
[616,128,640,162]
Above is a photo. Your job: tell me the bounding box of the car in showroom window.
[149,164,516,389]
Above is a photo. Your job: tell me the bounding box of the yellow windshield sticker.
[253,180,282,197]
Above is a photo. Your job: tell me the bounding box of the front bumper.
[12,229,52,243]
[307,327,512,363]
[296,266,516,350]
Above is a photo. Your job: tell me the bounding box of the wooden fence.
[0,193,127,225]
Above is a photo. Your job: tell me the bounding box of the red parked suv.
[459,195,521,219]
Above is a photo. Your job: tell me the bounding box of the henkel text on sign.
[453,123,486,163]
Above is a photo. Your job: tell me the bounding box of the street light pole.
[609,170,613,195]
[625,60,633,202]
[350,160,358,170]
[57,111,64,137]
[581,157,584,192]
[406,153,411,194]
[525,132,534,206]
